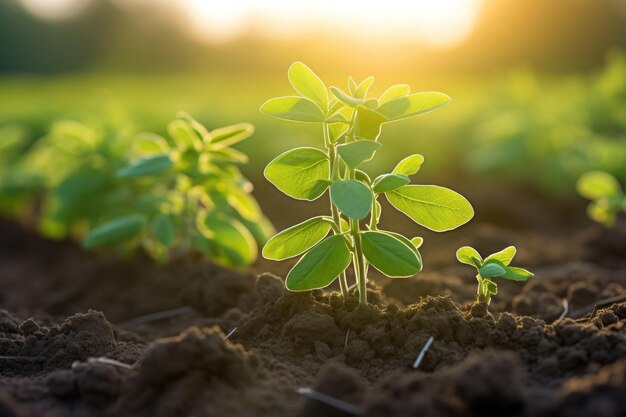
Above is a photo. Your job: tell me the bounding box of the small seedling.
[456,246,533,305]
[261,62,474,304]
[576,171,626,226]
[82,114,273,266]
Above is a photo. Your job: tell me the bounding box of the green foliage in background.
[577,171,626,226]
[3,53,626,215]
[0,114,273,267]
[456,245,533,306]
[261,62,474,304]
[464,53,626,194]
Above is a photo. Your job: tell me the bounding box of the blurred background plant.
[2,0,626,236]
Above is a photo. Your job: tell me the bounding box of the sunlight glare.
[183,0,483,47]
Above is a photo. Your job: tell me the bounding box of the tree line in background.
[1,0,626,74]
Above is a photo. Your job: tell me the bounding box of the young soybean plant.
[456,246,533,305]
[577,171,626,226]
[83,113,273,267]
[260,62,474,304]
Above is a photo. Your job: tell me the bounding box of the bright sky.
[18,0,484,48]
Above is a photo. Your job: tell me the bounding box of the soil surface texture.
[0,212,625,417]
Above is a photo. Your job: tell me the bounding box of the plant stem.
[369,196,378,230]
[325,123,349,299]
[475,275,490,304]
[346,167,367,305]
[179,188,193,256]
[351,218,368,305]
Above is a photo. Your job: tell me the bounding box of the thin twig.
[297,387,363,416]
[120,306,194,326]
[587,305,599,324]
[558,298,569,321]
[344,329,350,353]
[72,357,133,370]
[413,336,434,369]
[223,327,238,340]
[570,294,626,319]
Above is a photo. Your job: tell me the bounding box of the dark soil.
[0,210,625,417]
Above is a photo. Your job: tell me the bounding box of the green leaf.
[264,147,330,200]
[132,133,170,155]
[116,154,173,179]
[208,147,249,164]
[484,246,516,266]
[208,123,254,148]
[361,231,421,277]
[587,200,615,226]
[456,246,483,267]
[411,236,424,249]
[167,119,203,151]
[577,171,622,200]
[330,86,362,107]
[226,188,262,220]
[83,215,146,248]
[262,216,332,260]
[355,170,372,184]
[354,76,375,99]
[288,61,328,111]
[377,92,451,121]
[152,213,175,246]
[328,122,349,143]
[486,280,498,295]
[393,154,424,176]
[286,235,351,291]
[55,169,108,203]
[501,266,534,281]
[325,112,348,123]
[354,106,387,140]
[363,98,379,110]
[383,231,423,273]
[348,77,358,95]
[260,96,325,123]
[196,211,257,266]
[379,84,411,105]
[176,112,210,138]
[372,173,410,193]
[479,262,506,278]
[386,185,474,232]
[241,215,275,246]
[330,180,372,220]
[337,140,381,169]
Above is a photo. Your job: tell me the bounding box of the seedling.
[261,62,474,304]
[82,114,273,266]
[576,171,626,226]
[456,246,533,305]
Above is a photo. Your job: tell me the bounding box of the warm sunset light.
[182,0,484,47]
[18,0,484,48]
[4,1,626,416]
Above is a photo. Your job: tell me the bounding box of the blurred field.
[2,53,626,199]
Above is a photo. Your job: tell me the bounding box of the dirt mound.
[234,274,626,385]
[111,326,261,417]
[0,310,122,376]
[299,349,626,417]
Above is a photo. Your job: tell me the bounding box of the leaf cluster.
[0,115,273,267]
[456,245,533,304]
[261,62,474,295]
